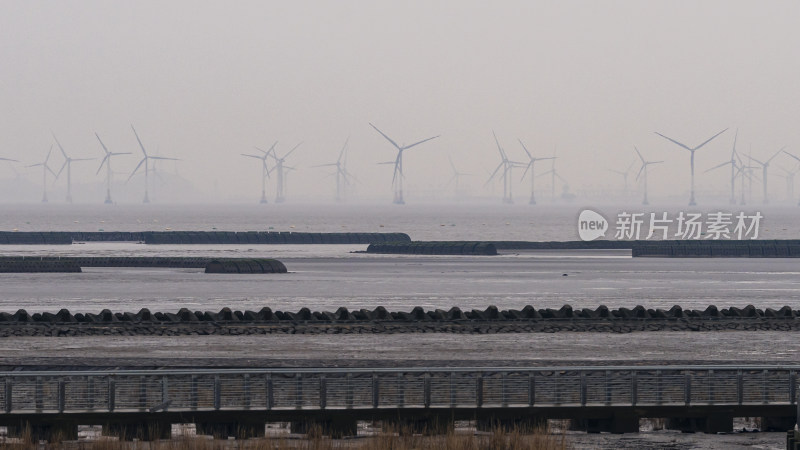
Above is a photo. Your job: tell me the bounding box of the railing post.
[4,378,11,413]
[501,372,508,407]
[295,374,303,409]
[319,375,327,410]
[791,370,797,405]
[139,376,147,410]
[554,371,560,405]
[58,380,66,413]
[631,371,638,406]
[243,374,251,409]
[346,373,353,409]
[763,370,768,404]
[656,370,662,405]
[708,370,714,404]
[684,372,692,406]
[108,378,115,412]
[266,374,273,410]
[372,373,380,408]
[476,374,484,408]
[35,376,43,411]
[424,373,431,408]
[397,373,404,408]
[528,372,535,407]
[450,372,457,408]
[161,376,169,412]
[737,370,743,405]
[87,376,94,410]
[190,375,198,410]
[580,372,587,406]
[214,375,221,410]
[605,370,611,404]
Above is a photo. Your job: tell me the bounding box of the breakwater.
[366,241,498,255]
[0,257,287,272]
[0,231,411,245]
[1,305,797,336]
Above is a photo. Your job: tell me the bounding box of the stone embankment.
[1,305,798,336]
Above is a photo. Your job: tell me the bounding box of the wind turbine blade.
[54,161,67,180]
[369,123,401,150]
[241,154,263,160]
[784,150,800,163]
[649,160,664,164]
[536,169,554,179]
[111,152,132,156]
[337,136,350,163]
[492,131,506,160]
[767,147,786,163]
[535,157,556,162]
[149,156,179,161]
[311,163,338,168]
[626,159,637,173]
[654,132,693,151]
[448,155,457,173]
[486,162,504,185]
[402,135,439,150]
[95,133,111,155]
[693,128,728,151]
[51,132,68,158]
[0,157,19,162]
[518,139,533,160]
[72,158,95,162]
[555,173,568,184]
[635,165,645,181]
[27,163,43,168]
[609,169,624,175]
[96,154,109,175]
[128,158,146,181]
[520,162,532,181]
[130,125,148,157]
[731,129,738,159]
[704,161,731,173]
[634,145,645,163]
[283,142,302,159]
[746,155,764,166]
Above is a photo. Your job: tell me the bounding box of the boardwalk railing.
[1,365,797,415]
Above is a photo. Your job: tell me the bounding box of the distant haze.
[1,1,799,205]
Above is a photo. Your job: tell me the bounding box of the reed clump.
[0,425,568,450]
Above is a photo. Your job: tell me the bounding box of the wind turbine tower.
[783,150,800,205]
[269,142,302,203]
[370,123,439,205]
[518,139,554,205]
[312,138,352,202]
[128,125,179,203]
[486,132,522,204]
[52,133,94,203]
[95,133,130,204]
[654,128,728,205]
[747,148,783,204]
[703,130,740,205]
[241,142,277,203]
[634,146,663,205]
[27,146,56,203]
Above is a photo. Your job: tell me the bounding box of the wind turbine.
[775,165,799,202]
[445,155,471,196]
[654,128,728,205]
[747,148,783,204]
[269,142,301,203]
[518,139,555,205]
[128,125,179,203]
[312,137,352,202]
[486,132,521,204]
[703,129,740,205]
[608,160,637,196]
[369,123,439,205]
[634,146,663,206]
[241,141,277,203]
[51,133,94,203]
[95,133,130,204]
[27,146,56,203]
[782,150,800,206]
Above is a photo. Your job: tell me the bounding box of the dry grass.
[0,424,568,450]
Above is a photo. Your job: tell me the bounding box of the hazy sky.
[1,1,799,204]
